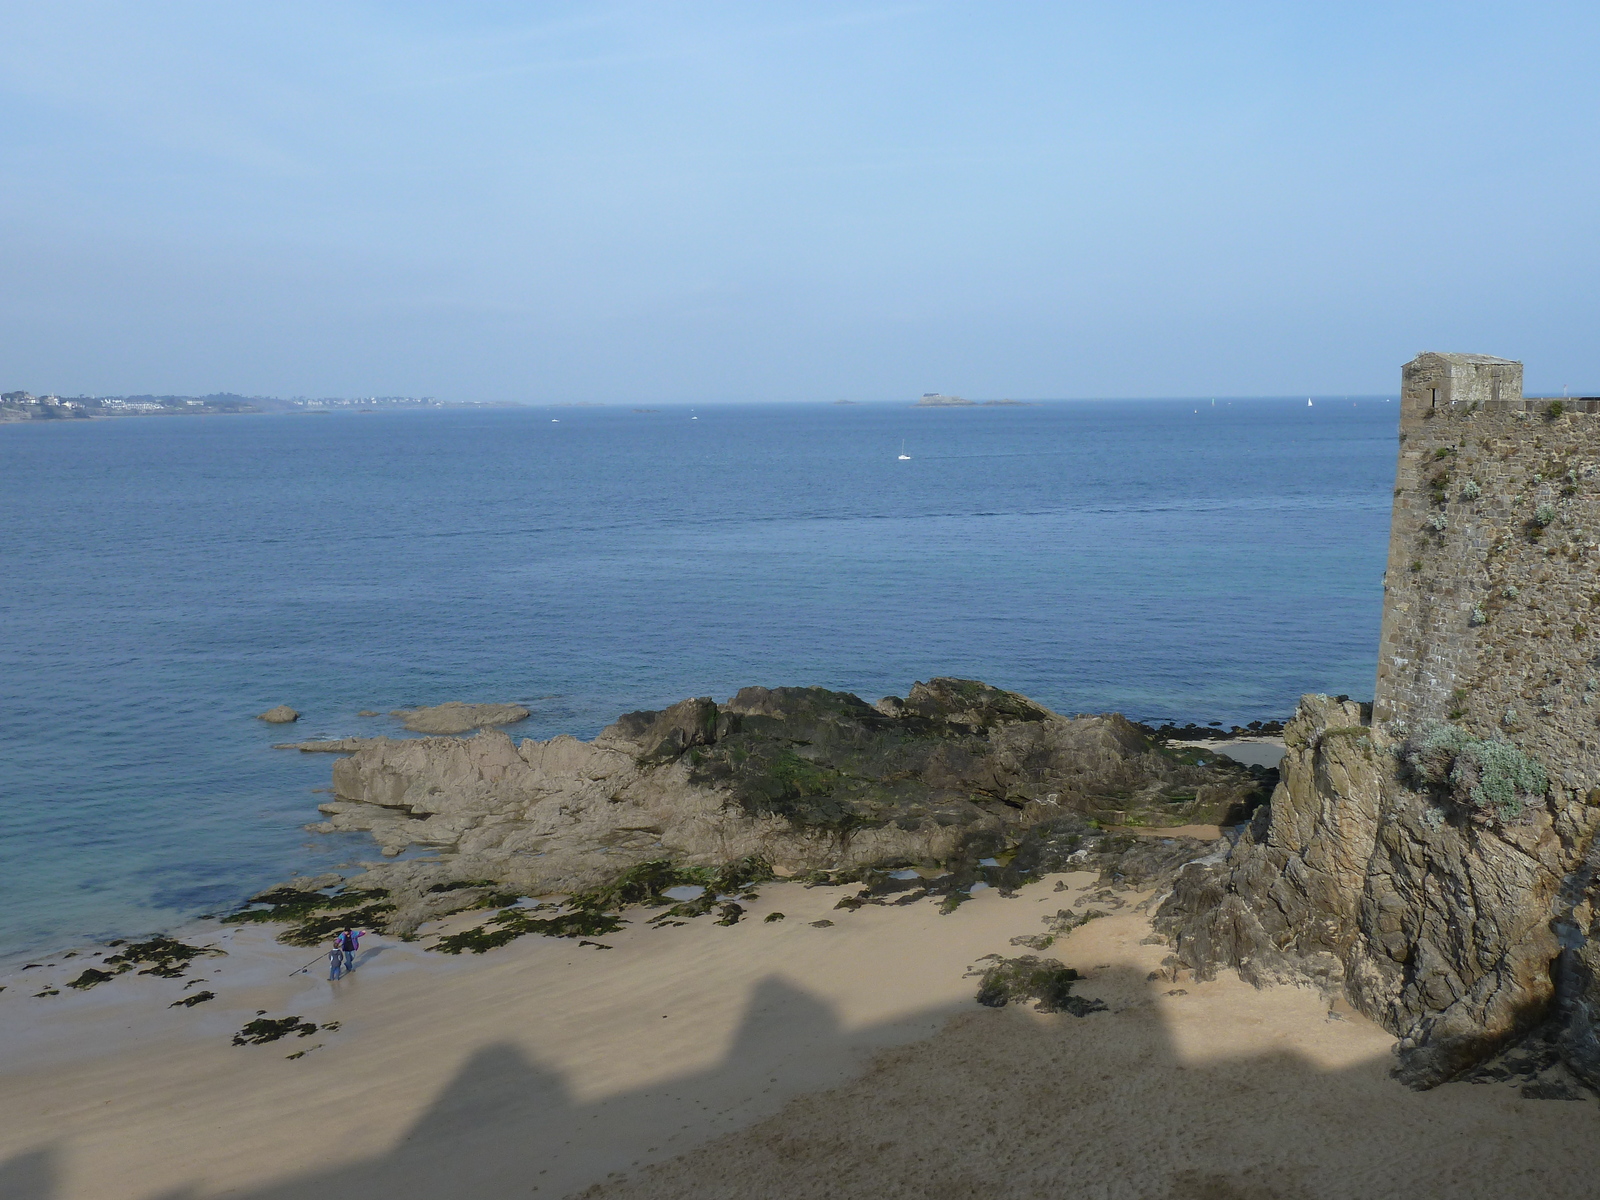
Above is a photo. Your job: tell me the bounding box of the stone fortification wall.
[1158,354,1600,1091]
[1374,352,1600,800]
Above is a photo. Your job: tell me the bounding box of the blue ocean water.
[0,399,1397,960]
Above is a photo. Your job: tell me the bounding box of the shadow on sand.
[5,967,1598,1200]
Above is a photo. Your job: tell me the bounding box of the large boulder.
[1154,693,1600,1089]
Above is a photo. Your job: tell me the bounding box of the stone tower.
[1373,352,1600,799]
[1399,352,1522,418]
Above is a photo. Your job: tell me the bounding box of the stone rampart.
[1374,351,1600,799]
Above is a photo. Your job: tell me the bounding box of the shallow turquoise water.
[0,398,1397,958]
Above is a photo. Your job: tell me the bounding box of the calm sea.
[0,398,1396,960]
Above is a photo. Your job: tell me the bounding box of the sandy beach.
[2,864,1595,1200]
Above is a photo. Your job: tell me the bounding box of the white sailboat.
[897,440,911,460]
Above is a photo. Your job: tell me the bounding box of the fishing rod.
[289,952,328,977]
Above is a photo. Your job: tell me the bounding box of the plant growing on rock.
[1401,722,1547,821]
[1470,605,1487,626]
[1461,480,1482,500]
[1428,512,1448,532]
[1534,503,1556,527]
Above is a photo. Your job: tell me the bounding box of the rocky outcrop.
[288,678,1271,936]
[389,702,530,735]
[1154,694,1600,1090]
[256,706,299,724]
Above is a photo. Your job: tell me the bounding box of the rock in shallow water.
[256,705,299,724]
[389,702,530,735]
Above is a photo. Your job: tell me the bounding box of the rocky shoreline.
[256,678,1273,944]
[244,675,1600,1100]
[31,673,1599,1102]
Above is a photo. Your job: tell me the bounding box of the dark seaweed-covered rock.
[430,857,777,954]
[233,1016,318,1045]
[433,906,626,954]
[227,885,390,924]
[969,955,1106,1016]
[580,857,772,911]
[171,991,215,1008]
[687,681,1250,835]
[103,936,225,979]
[65,968,121,990]
[227,886,395,947]
[1010,909,1107,951]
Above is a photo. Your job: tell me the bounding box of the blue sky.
[3,2,1597,401]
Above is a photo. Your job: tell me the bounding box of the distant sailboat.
[897,440,911,460]
[1307,398,1314,407]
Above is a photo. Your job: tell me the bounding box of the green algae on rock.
[433,907,627,954]
[72,936,228,982]
[226,886,395,947]
[65,968,121,990]
[430,857,775,954]
[233,1016,318,1045]
[969,954,1107,1016]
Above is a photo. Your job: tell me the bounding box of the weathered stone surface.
[389,702,531,735]
[1154,693,1600,1088]
[1149,357,1600,1091]
[256,705,299,724]
[1376,353,1600,796]
[285,678,1267,937]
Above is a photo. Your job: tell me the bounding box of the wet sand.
[1,869,1594,1200]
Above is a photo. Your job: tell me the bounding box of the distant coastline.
[3,391,1056,424]
[0,390,510,423]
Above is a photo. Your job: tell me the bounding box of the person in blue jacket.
[330,927,363,979]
